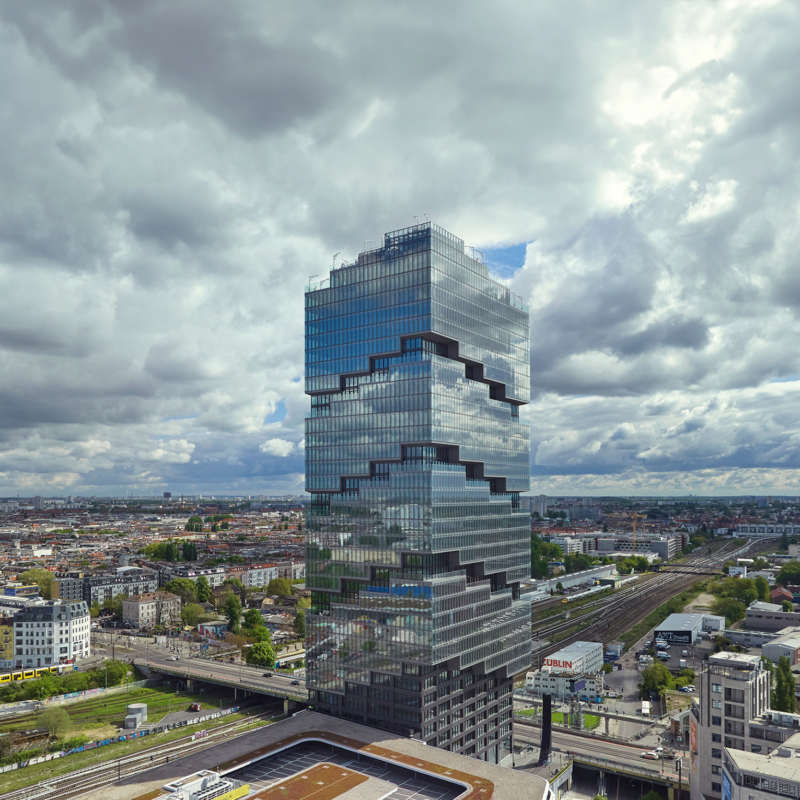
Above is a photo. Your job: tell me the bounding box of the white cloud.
[0,1,798,495]
[259,438,296,457]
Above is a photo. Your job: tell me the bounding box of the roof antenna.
[413,215,419,225]
[332,252,340,270]
[424,213,429,223]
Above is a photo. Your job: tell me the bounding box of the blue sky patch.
[483,242,530,279]
[264,399,287,424]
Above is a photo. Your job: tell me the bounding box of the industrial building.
[747,601,800,632]
[762,629,800,665]
[654,613,724,645]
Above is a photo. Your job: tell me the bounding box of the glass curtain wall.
[304,223,531,764]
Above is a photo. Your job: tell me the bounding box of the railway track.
[518,537,777,677]
[0,707,279,800]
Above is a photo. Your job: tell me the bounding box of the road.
[92,632,307,700]
[514,723,685,781]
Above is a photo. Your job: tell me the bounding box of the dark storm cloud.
[1,1,800,495]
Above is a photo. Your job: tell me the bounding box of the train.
[0,663,73,684]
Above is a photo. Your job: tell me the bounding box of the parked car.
[679,686,692,693]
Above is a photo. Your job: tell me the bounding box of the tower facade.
[304,222,531,764]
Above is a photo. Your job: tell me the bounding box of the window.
[712,684,722,693]
[712,766,721,775]
[751,745,762,753]
[712,783,721,793]
[712,749,721,759]
[712,734,721,743]
[712,699,722,709]
[712,716,722,726]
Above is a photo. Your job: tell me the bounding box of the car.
[679,686,692,693]
[189,702,202,712]
[262,672,274,678]
[641,752,659,760]
[168,656,178,661]
[291,680,301,685]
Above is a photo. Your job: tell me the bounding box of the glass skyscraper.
[304,222,531,764]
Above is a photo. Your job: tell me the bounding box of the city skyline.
[2,3,800,497]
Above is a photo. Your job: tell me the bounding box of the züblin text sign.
[544,659,573,669]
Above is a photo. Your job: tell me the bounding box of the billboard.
[722,771,731,800]
[654,629,693,644]
[690,716,698,773]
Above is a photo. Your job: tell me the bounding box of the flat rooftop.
[133,711,549,800]
[655,614,705,631]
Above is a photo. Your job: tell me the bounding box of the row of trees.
[142,540,197,562]
[710,575,772,624]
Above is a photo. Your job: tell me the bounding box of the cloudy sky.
[1,0,799,498]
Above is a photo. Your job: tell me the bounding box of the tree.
[530,534,562,579]
[782,530,790,551]
[182,541,197,561]
[39,707,70,738]
[641,792,661,800]
[293,610,306,638]
[19,569,54,599]
[296,596,311,610]
[267,578,293,598]
[711,598,746,625]
[777,562,800,586]
[90,602,100,618]
[762,657,777,707]
[717,577,758,606]
[164,578,197,606]
[755,576,771,602]
[601,663,613,674]
[196,575,211,603]
[220,521,230,530]
[181,603,207,627]
[783,600,795,612]
[224,594,243,632]
[639,662,675,698]
[243,609,264,629]
[246,642,276,667]
[555,582,564,593]
[211,523,219,533]
[250,626,272,643]
[773,655,797,712]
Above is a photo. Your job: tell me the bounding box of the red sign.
[544,659,573,669]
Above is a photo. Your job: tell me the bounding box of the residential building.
[0,616,13,669]
[690,653,770,800]
[304,222,531,764]
[3,584,39,598]
[13,600,91,668]
[122,592,181,629]
[52,569,158,605]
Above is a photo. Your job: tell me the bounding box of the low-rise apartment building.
[122,592,181,629]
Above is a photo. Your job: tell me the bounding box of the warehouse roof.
[655,613,705,631]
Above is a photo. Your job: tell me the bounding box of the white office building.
[540,641,604,675]
[13,601,91,668]
[525,668,604,700]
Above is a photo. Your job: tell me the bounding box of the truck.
[654,746,677,760]
[680,659,687,669]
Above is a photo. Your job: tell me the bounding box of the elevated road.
[94,633,308,702]
[514,724,687,786]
